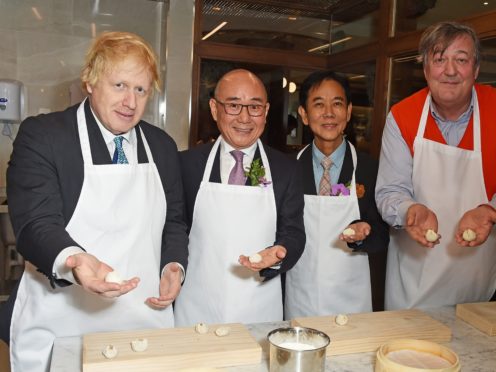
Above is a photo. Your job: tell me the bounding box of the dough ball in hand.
[462,229,476,242]
[104,271,124,284]
[248,253,262,264]
[425,229,438,243]
[342,228,355,237]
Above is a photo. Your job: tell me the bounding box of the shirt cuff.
[396,200,416,228]
[486,198,496,211]
[53,246,85,284]
[162,262,185,283]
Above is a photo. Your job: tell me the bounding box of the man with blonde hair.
[3,31,188,371]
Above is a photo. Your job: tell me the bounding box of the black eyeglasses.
[214,98,266,117]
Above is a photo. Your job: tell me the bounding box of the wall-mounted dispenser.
[0,79,24,123]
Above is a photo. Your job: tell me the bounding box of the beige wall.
[0,0,195,188]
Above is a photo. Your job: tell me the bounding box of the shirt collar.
[90,106,133,145]
[220,137,258,159]
[430,88,474,123]
[312,138,346,170]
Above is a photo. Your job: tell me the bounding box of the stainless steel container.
[267,327,330,372]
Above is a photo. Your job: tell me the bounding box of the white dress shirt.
[219,138,257,184]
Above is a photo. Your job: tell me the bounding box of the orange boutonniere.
[356,183,365,198]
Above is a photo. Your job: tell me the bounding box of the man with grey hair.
[376,21,496,310]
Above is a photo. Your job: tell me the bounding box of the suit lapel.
[84,100,112,165]
[135,124,149,163]
[300,145,317,195]
[338,141,353,185]
[209,144,222,183]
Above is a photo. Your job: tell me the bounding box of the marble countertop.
[50,307,496,371]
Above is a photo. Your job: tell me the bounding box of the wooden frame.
[190,0,496,156]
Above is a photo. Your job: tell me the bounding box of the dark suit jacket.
[7,100,189,279]
[298,141,389,254]
[180,140,305,277]
[1,101,188,344]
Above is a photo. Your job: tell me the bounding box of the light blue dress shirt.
[312,139,346,191]
[375,91,496,228]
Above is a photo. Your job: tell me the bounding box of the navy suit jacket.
[179,140,306,278]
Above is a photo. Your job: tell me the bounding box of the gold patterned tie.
[318,157,332,196]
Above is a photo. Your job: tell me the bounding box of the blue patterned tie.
[112,136,128,164]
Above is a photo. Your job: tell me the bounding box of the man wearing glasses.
[174,69,305,326]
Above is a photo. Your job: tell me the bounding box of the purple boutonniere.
[330,183,351,196]
[245,158,272,187]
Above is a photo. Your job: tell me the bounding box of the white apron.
[10,101,173,372]
[174,137,282,326]
[385,91,496,310]
[285,142,371,319]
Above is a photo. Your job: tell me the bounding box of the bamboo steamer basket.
[375,339,460,372]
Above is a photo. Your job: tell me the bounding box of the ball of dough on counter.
[462,229,476,242]
[334,314,348,326]
[104,271,124,284]
[248,253,262,264]
[130,338,148,352]
[102,345,118,359]
[342,228,355,237]
[195,322,209,334]
[215,326,230,337]
[425,229,438,243]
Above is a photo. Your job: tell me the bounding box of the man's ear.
[209,98,218,121]
[298,105,309,126]
[346,102,353,122]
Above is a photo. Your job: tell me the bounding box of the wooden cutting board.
[456,302,496,336]
[82,323,261,372]
[291,309,451,356]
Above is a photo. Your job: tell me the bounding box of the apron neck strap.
[203,137,272,182]
[76,99,155,164]
[417,89,481,151]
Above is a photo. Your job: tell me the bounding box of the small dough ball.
[102,344,118,359]
[342,228,355,237]
[195,322,209,334]
[425,229,438,243]
[104,271,124,284]
[215,326,230,337]
[248,253,262,264]
[462,229,476,242]
[335,314,349,326]
[130,338,148,352]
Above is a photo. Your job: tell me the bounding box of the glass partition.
[389,37,496,111]
[394,0,496,36]
[201,0,379,55]
[196,59,376,153]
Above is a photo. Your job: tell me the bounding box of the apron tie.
[228,150,246,185]
[112,136,128,164]
[318,156,333,196]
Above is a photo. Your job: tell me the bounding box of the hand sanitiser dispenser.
[0,79,24,140]
[0,79,24,122]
